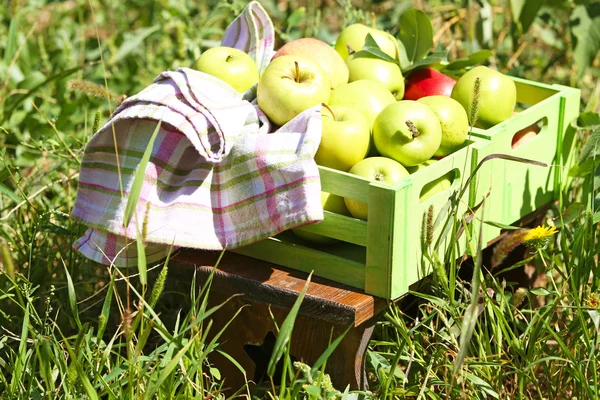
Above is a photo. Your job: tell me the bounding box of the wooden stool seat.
[171,249,389,392]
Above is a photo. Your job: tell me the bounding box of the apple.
[344,157,410,220]
[334,23,398,61]
[406,160,453,202]
[372,100,442,167]
[193,46,259,93]
[451,66,517,128]
[417,96,469,157]
[292,192,351,244]
[346,51,405,100]
[328,80,396,129]
[315,105,370,172]
[403,68,456,100]
[272,38,349,90]
[257,55,331,126]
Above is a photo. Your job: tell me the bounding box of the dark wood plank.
[171,249,388,327]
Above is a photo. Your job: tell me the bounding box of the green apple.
[315,105,371,172]
[335,23,398,61]
[257,55,331,126]
[406,160,453,202]
[451,65,517,129]
[344,157,410,220]
[346,51,404,100]
[417,96,469,157]
[292,192,351,244]
[193,46,259,93]
[372,101,442,167]
[272,38,349,90]
[328,80,396,129]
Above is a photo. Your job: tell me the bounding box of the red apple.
[403,68,457,101]
[272,38,349,90]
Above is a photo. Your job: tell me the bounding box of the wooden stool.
[170,250,388,392]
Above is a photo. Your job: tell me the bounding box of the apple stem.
[347,44,355,56]
[405,120,421,138]
[321,103,336,121]
[226,55,233,62]
[374,172,384,181]
[294,61,300,83]
[371,12,376,29]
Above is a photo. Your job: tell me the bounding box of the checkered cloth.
[71,1,324,266]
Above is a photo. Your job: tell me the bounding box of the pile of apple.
[193,19,519,244]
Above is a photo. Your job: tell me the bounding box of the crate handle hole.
[511,117,547,149]
[419,169,459,203]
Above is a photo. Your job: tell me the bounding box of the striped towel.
[71,1,324,266]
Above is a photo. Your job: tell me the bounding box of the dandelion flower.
[522,225,558,250]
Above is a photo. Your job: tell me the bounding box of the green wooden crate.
[232,136,490,299]
[467,78,581,246]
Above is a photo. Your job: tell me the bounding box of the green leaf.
[286,7,306,30]
[570,5,600,79]
[267,272,312,377]
[110,26,160,64]
[4,10,19,67]
[443,50,493,71]
[573,112,600,130]
[402,51,448,73]
[63,262,82,329]
[578,128,600,165]
[399,8,433,64]
[96,280,113,342]
[0,183,21,203]
[530,287,551,296]
[362,34,398,64]
[510,0,543,35]
[123,120,162,228]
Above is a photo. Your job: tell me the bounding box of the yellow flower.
[522,225,558,250]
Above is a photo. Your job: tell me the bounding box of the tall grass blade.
[136,223,147,287]
[10,303,29,394]
[96,280,114,342]
[63,262,82,330]
[267,271,313,377]
[143,332,200,400]
[311,324,352,375]
[59,327,99,400]
[123,120,162,228]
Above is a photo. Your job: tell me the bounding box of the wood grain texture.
[171,249,388,327]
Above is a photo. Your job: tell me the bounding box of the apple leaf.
[570,5,600,79]
[399,8,434,65]
[401,51,448,73]
[362,33,398,64]
[442,50,493,71]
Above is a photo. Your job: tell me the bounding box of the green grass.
[1,0,600,399]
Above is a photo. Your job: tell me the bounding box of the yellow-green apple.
[417,95,469,157]
[403,67,456,100]
[345,51,405,100]
[406,160,453,202]
[292,192,351,244]
[451,65,517,128]
[373,101,442,167]
[334,23,398,60]
[257,55,331,126]
[193,46,259,93]
[315,105,370,171]
[272,38,349,90]
[328,80,396,129]
[344,157,410,220]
